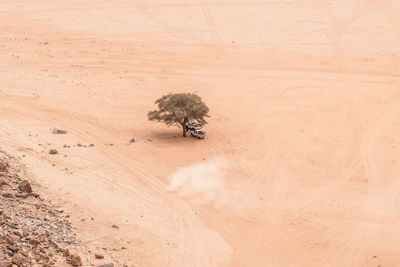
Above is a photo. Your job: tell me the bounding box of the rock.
[18,180,32,193]
[0,180,8,187]
[49,149,58,155]
[0,262,12,267]
[7,244,19,253]
[97,264,114,267]
[2,193,13,198]
[95,254,104,259]
[111,224,119,229]
[69,254,82,266]
[77,143,83,147]
[52,127,67,134]
[63,249,70,257]
[13,230,22,238]
[28,238,40,246]
[0,161,8,172]
[54,207,64,213]
[127,138,135,144]
[11,253,27,266]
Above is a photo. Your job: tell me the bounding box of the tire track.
[201,0,221,43]
[315,0,374,67]
[348,105,400,266]
[309,2,385,264]
[315,2,400,264]
[229,2,383,261]
[234,77,315,264]
[134,0,205,44]
[374,0,400,45]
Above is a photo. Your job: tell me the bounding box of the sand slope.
[1,0,400,266]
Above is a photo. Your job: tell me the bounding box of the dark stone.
[7,245,19,253]
[63,249,70,257]
[18,180,32,193]
[95,254,104,259]
[0,162,8,172]
[11,253,28,266]
[127,138,135,144]
[69,254,82,266]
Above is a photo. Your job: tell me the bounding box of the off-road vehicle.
[185,122,201,131]
[190,129,206,139]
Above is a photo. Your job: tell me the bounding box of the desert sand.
[1,0,400,266]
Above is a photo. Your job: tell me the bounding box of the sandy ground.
[1,0,400,266]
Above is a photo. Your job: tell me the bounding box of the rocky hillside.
[0,149,82,266]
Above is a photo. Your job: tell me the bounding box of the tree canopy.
[148,93,209,137]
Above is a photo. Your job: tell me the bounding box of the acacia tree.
[148,93,209,137]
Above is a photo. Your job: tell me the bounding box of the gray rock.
[54,207,64,213]
[127,138,135,144]
[97,264,114,267]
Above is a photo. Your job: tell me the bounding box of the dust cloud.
[166,158,232,207]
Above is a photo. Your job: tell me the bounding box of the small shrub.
[49,149,58,155]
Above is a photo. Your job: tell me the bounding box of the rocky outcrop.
[0,149,79,266]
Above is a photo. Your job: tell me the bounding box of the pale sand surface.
[1,0,400,266]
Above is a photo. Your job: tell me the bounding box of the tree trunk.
[181,118,189,137]
[182,124,187,137]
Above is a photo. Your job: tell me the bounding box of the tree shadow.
[146,129,191,142]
